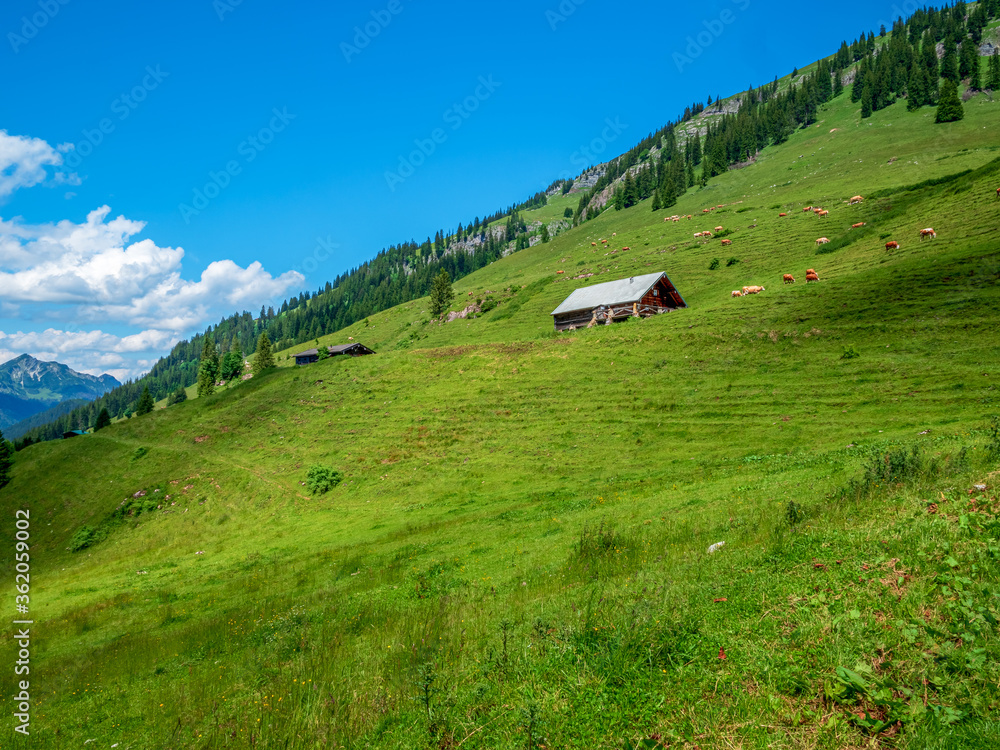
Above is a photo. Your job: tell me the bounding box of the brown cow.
[919,228,936,240]
[806,269,816,275]
[885,241,900,250]
[779,212,788,217]
[813,208,823,214]
[622,247,631,251]
[715,226,724,232]
[851,222,866,228]
[721,239,732,246]
[591,242,597,246]
[816,237,830,245]
[742,285,765,294]
[783,274,795,284]
[804,206,813,212]
[731,290,743,298]
[818,210,829,217]
[849,195,864,205]
[806,273,819,283]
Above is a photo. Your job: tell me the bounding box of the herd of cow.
[731,267,819,298]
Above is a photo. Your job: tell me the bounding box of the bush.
[480,298,497,313]
[726,257,740,267]
[841,346,860,360]
[68,526,95,552]
[168,387,187,406]
[307,465,343,495]
[563,207,574,218]
[708,258,720,270]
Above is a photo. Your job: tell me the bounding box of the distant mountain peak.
[0,354,121,430]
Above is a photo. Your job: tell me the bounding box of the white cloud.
[0,205,303,330]
[0,130,78,199]
[0,201,304,380]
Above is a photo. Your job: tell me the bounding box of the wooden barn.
[294,342,375,366]
[550,271,687,331]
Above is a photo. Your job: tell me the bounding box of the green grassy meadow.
[3,81,1000,749]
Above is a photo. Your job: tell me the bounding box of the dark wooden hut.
[550,271,686,331]
[294,342,375,366]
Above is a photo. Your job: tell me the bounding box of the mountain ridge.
[0,354,120,430]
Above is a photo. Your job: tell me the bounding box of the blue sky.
[0,0,908,379]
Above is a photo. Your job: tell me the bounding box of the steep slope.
[0,354,119,429]
[3,55,1000,750]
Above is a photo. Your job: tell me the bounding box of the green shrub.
[726,257,740,267]
[69,525,95,552]
[841,346,860,360]
[307,465,343,495]
[708,258,720,270]
[132,447,149,460]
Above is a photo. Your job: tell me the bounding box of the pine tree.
[429,270,454,317]
[969,49,982,91]
[940,37,959,82]
[94,407,112,431]
[907,65,928,110]
[0,428,13,489]
[833,69,844,97]
[135,386,155,416]
[987,51,1000,91]
[253,332,275,374]
[197,334,219,397]
[935,78,965,122]
[541,223,550,243]
[861,84,874,117]
[651,190,661,211]
[959,40,977,81]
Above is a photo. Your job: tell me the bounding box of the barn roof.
[551,271,679,316]
[295,348,319,358]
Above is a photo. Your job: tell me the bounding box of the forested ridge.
[15,0,999,447]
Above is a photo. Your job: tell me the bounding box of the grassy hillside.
[3,83,1000,748]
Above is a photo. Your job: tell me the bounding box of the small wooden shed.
[294,342,375,366]
[550,271,686,331]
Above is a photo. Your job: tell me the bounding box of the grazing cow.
[664,217,670,222]
[818,210,829,217]
[849,195,864,204]
[804,206,813,212]
[779,212,788,217]
[806,269,816,275]
[717,204,724,208]
[806,273,819,283]
[731,290,743,297]
[612,233,617,237]
[920,228,936,240]
[885,241,900,250]
[742,285,765,294]
[715,226,724,232]
[622,247,631,251]
[703,208,710,213]
[783,274,795,284]
[694,232,703,238]
[851,222,866,228]
[816,237,830,245]
[591,242,597,246]
[996,187,1000,197]
[556,270,564,274]
[813,208,823,214]
[721,239,732,246]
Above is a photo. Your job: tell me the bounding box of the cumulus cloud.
[0,130,77,199]
[0,203,304,380]
[0,205,304,330]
